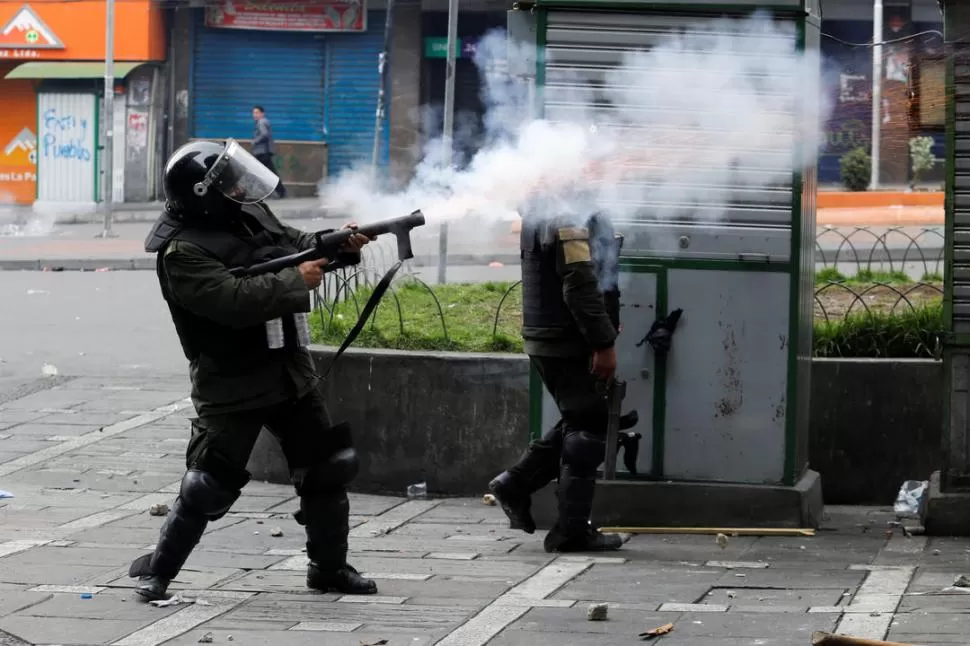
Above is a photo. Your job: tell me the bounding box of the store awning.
[4,62,143,80]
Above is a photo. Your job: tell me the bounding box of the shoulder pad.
[558,227,590,241]
[144,211,183,254]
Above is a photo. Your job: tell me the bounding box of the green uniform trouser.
[138,387,353,581]
[507,354,609,535]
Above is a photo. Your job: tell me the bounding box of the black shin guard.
[129,497,208,581]
[300,490,350,571]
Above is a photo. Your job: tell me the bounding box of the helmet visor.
[210,139,280,204]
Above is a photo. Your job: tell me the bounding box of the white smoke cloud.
[320,11,831,239]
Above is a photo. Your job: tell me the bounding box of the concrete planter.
[246,348,943,505]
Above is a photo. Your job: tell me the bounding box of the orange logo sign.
[0,5,64,49]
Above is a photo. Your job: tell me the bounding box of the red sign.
[204,0,366,33]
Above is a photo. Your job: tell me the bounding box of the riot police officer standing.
[488,210,624,552]
[129,139,378,601]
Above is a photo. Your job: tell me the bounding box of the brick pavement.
[0,377,968,645]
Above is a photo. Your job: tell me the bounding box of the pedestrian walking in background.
[252,105,286,199]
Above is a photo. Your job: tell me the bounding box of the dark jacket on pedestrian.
[252,117,274,156]
[144,203,360,415]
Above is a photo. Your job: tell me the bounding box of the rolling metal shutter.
[542,10,800,260]
[325,10,390,175]
[953,44,970,330]
[191,11,326,142]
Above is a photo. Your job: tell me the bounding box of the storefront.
[818,0,945,185]
[420,11,507,167]
[0,0,166,207]
[190,1,389,195]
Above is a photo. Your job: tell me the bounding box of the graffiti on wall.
[126,110,148,162]
[41,108,92,162]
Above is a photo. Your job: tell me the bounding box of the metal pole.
[372,0,394,178]
[870,0,883,190]
[97,0,117,238]
[437,0,459,285]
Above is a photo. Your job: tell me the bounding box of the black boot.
[299,490,377,595]
[543,523,624,553]
[128,497,208,602]
[490,422,564,534]
[545,465,622,553]
[307,561,377,595]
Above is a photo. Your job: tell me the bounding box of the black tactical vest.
[144,204,306,365]
[520,213,622,335]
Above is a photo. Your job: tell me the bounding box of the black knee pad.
[562,430,605,476]
[179,469,241,520]
[295,448,360,496]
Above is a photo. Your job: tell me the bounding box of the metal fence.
[310,225,946,339]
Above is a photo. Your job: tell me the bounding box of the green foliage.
[311,280,525,353]
[840,147,872,192]
[813,301,944,360]
[311,276,945,359]
[909,136,936,184]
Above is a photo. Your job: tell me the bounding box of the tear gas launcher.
[228,210,426,278]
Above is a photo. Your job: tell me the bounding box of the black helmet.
[162,138,280,218]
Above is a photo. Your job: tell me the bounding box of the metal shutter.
[191,11,325,142]
[542,10,801,259]
[325,10,390,175]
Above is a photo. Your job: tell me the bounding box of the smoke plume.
[320,11,831,247]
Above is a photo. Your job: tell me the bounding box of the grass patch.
[311,278,945,358]
[814,301,944,359]
[311,280,524,353]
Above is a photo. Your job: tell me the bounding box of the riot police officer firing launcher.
[130,138,382,601]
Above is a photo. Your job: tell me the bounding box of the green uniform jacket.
[520,218,620,357]
[159,217,356,416]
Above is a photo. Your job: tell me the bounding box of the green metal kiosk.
[509,0,825,528]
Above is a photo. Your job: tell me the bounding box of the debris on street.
[198,633,214,644]
[149,503,169,516]
[482,493,496,506]
[270,527,284,537]
[716,533,729,549]
[586,603,608,621]
[639,623,674,640]
[893,480,928,518]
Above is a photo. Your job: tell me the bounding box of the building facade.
[0,0,167,208]
[819,0,945,185]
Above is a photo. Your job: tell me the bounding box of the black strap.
[320,260,405,379]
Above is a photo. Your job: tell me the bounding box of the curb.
[816,191,944,209]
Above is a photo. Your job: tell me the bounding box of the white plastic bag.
[894,480,929,518]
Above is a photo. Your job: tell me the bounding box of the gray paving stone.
[714,569,866,589]
[702,587,847,608]
[225,593,474,631]
[1,424,93,437]
[889,612,970,638]
[164,628,435,646]
[3,545,146,568]
[0,614,149,644]
[0,587,52,619]
[660,612,838,637]
[184,550,289,571]
[212,571,331,595]
[349,536,522,556]
[202,519,309,553]
[13,588,179,620]
[0,558,122,587]
[0,411,48,426]
[898,593,970,613]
